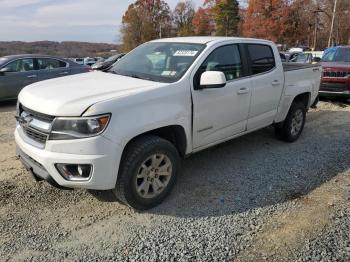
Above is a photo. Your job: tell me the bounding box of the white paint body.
[15,37,321,190]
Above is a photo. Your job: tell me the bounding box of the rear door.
[245,43,284,130]
[0,58,37,100]
[36,58,70,81]
[191,44,252,149]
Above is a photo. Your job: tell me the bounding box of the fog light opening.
[56,164,92,181]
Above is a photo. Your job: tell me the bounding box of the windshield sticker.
[173,50,198,57]
[161,71,177,76]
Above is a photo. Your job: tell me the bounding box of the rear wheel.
[275,101,306,142]
[113,135,180,210]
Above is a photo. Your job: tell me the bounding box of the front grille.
[20,104,55,122]
[18,103,54,145]
[323,71,350,78]
[22,126,49,144]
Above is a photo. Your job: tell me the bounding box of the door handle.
[313,68,320,72]
[237,87,249,95]
[27,75,37,78]
[59,71,69,75]
[272,80,280,86]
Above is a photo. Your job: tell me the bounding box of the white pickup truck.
[15,37,321,210]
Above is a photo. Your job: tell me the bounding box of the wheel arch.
[275,92,311,124]
[122,125,188,159]
[292,92,311,109]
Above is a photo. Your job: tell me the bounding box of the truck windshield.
[111,42,205,83]
[322,48,350,62]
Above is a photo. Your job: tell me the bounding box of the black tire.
[275,101,306,143]
[113,135,180,210]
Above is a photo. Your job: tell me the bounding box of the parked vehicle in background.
[288,46,311,53]
[280,53,287,62]
[289,52,313,63]
[70,58,84,65]
[309,51,324,60]
[0,55,90,101]
[84,57,97,66]
[320,46,350,99]
[15,37,321,210]
[282,51,301,62]
[91,53,125,72]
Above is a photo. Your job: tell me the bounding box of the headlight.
[49,114,110,140]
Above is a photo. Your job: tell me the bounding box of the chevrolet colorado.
[15,37,321,210]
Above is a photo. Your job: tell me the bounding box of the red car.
[320,46,350,100]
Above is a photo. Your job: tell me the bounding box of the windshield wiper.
[127,74,142,79]
[111,71,154,81]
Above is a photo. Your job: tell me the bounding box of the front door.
[191,44,252,149]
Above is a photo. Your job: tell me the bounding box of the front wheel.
[310,95,319,108]
[275,101,306,142]
[113,135,180,210]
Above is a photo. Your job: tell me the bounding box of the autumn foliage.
[121,0,172,51]
[173,1,196,36]
[192,7,213,35]
[242,0,350,49]
[121,0,350,51]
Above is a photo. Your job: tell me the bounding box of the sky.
[0,0,206,43]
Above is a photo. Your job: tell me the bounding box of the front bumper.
[15,126,122,190]
[320,78,350,98]
[319,90,350,98]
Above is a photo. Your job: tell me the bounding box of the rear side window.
[37,58,67,70]
[247,44,275,75]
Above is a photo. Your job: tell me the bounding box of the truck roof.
[151,36,273,45]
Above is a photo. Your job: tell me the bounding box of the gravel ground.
[0,100,349,261]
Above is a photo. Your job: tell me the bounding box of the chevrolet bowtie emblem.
[15,115,33,128]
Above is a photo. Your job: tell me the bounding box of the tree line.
[121,0,350,51]
[0,41,121,58]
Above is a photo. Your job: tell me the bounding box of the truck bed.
[283,62,320,72]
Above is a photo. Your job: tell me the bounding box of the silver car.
[0,55,91,101]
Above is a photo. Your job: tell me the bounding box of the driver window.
[194,45,243,87]
[3,59,34,72]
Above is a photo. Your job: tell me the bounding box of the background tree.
[282,0,316,47]
[318,0,350,47]
[121,0,171,51]
[241,0,349,49]
[192,7,214,35]
[205,0,240,36]
[242,0,288,43]
[173,1,196,36]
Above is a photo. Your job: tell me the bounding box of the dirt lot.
[1,100,349,261]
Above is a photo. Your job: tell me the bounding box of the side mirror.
[199,71,226,89]
[0,67,12,74]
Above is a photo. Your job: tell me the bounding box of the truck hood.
[19,71,163,116]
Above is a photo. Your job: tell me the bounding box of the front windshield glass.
[111,42,205,83]
[322,48,350,62]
